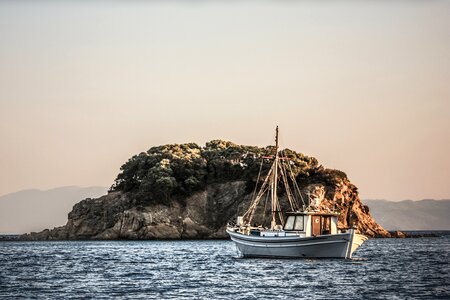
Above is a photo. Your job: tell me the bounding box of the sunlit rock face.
[23,141,391,240]
[24,181,390,240]
[306,184,325,211]
[312,179,390,237]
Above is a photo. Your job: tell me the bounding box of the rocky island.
[24,140,391,240]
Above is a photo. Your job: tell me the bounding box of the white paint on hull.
[227,228,367,259]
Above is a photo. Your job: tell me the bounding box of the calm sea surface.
[1,235,449,299]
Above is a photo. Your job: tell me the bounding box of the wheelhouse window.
[294,216,304,231]
[284,216,295,230]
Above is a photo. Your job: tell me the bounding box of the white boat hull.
[227,228,367,259]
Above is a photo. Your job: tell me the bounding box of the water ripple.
[0,236,449,299]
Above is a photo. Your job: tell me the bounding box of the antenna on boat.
[271,126,279,229]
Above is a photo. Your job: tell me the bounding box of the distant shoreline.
[398,230,449,237]
[1,231,448,242]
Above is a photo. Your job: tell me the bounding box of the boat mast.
[271,126,279,229]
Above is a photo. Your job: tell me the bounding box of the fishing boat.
[226,127,367,258]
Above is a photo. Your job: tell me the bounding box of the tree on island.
[109,140,345,206]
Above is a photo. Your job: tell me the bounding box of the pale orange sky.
[0,1,449,200]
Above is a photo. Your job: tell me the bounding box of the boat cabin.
[283,212,339,237]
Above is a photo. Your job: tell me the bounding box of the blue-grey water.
[1,236,449,299]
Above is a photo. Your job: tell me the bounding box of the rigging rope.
[241,146,309,228]
[243,167,273,224]
[278,160,299,211]
[282,150,307,208]
[250,158,264,203]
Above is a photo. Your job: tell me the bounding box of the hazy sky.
[0,1,449,201]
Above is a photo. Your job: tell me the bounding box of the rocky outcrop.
[23,182,250,240]
[310,180,390,237]
[23,179,391,240]
[390,230,406,238]
[22,140,393,240]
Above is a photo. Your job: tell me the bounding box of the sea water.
[0,235,449,299]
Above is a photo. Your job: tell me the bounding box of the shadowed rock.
[23,141,391,240]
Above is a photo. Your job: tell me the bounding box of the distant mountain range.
[1,186,449,234]
[0,186,108,234]
[364,199,450,231]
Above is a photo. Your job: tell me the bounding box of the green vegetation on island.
[110,140,347,205]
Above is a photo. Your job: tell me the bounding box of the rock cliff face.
[24,182,250,240]
[307,180,389,237]
[24,180,390,240]
[23,140,391,240]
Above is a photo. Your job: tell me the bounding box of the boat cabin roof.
[286,211,340,217]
